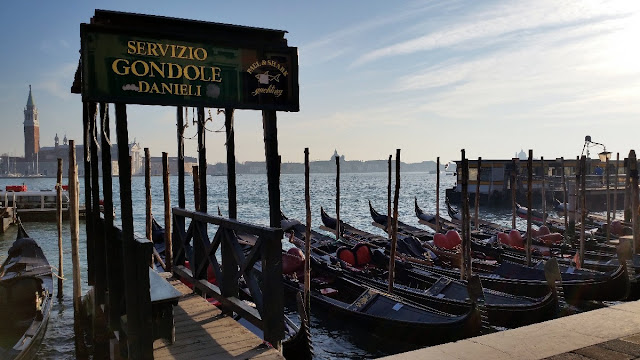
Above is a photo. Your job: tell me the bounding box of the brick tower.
[24,85,39,162]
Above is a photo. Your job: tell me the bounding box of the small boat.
[0,222,53,360]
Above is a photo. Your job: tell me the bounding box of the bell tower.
[24,85,40,161]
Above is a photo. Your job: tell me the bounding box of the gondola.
[283,213,558,329]
[0,222,53,360]
[270,248,481,346]
[414,197,460,233]
[324,207,630,303]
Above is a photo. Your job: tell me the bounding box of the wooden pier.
[153,276,284,360]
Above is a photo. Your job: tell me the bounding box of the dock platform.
[153,275,284,360]
[381,300,640,360]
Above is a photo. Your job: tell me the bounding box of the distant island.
[207,159,441,175]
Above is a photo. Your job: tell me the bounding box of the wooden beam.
[163,152,173,272]
[197,106,207,213]
[100,104,120,330]
[83,102,95,285]
[261,109,283,351]
[115,103,153,359]
[225,108,237,220]
[177,106,185,209]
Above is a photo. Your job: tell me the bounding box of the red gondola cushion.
[337,247,356,266]
[353,244,372,266]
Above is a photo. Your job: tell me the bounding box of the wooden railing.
[171,207,285,349]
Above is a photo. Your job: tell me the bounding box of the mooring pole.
[625,158,632,223]
[606,155,611,243]
[304,148,311,319]
[541,157,546,227]
[388,149,401,293]
[630,150,639,254]
[526,150,533,267]
[197,107,207,213]
[177,106,185,209]
[561,157,568,236]
[436,157,440,233]
[475,157,481,231]
[335,155,341,239]
[56,158,63,299]
[511,158,517,229]
[580,155,587,267]
[225,108,237,219]
[192,165,200,212]
[145,148,152,242]
[614,153,620,220]
[69,140,87,357]
[162,152,172,272]
[387,155,392,236]
[461,149,469,280]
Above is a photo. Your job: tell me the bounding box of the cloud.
[353,0,640,66]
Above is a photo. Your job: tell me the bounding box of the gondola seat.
[337,246,357,266]
[337,244,374,268]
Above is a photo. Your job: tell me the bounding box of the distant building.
[23,85,39,162]
[2,87,143,177]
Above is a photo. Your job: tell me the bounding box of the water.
[0,172,567,359]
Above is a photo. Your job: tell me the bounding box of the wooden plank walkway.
[153,276,285,360]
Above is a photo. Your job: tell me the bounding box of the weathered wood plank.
[153,277,284,360]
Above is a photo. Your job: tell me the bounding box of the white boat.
[0,189,73,222]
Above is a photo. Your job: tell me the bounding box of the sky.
[1,0,639,164]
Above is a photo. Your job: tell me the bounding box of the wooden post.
[561,157,568,235]
[192,165,200,211]
[145,148,151,242]
[304,148,311,319]
[197,107,207,213]
[91,103,105,306]
[91,104,109,359]
[99,105,119,330]
[630,150,639,254]
[162,152,173,272]
[614,153,620,219]
[261,109,284,350]
[606,155,611,243]
[526,150,533,267]
[387,155,392,236]
[69,140,87,357]
[580,156,587,267]
[460,150,468,280]
[83,102,95,285]
[475,157,481,231]
[177,106,186,209]
[511,158,517,229]
[222,109,237,219]
[541,157,546,226]
[388,149,400,293]
[56,158,63,298]
[335,155,341,239]
[115,103,153,359]
[625,157,632,223]
[436,157,440,233]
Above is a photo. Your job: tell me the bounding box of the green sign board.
[81,26,299,111]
